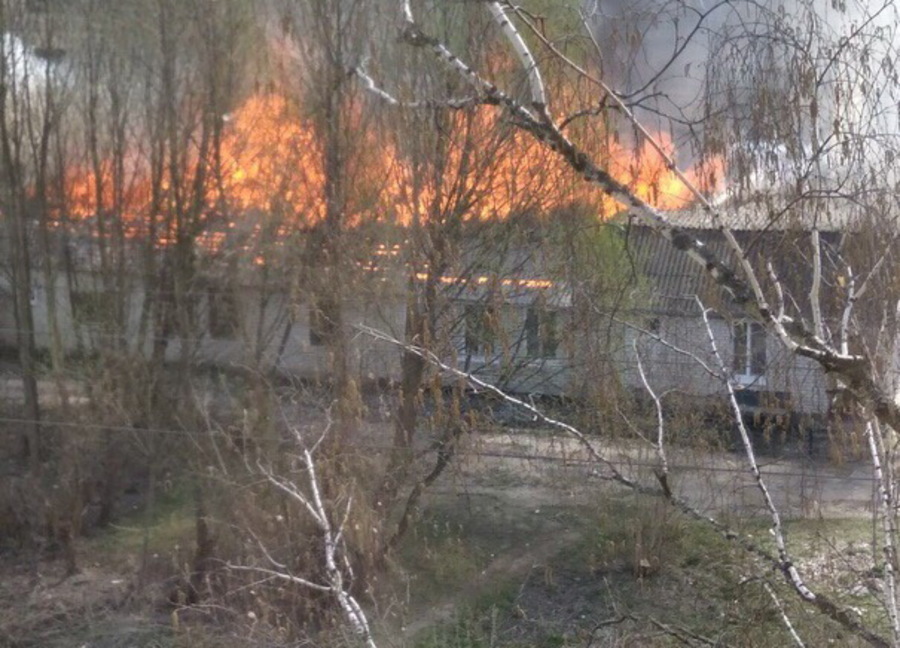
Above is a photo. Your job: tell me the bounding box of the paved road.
[0,375,88,408]
[458,431,878,519]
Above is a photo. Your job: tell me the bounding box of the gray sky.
[585,0,900,182]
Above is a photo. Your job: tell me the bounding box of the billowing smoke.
[585,0,713,130]
[585,0,900,194]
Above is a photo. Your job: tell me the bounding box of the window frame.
[207,288,240,340]
[463,302,496,360]
[524,305,559,359]
[732,319,767,385]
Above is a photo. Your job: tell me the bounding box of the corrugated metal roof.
[666,203,860,232]
[621,220,845,319]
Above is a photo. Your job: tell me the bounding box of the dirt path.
[399,524,583,640]
[462,430,877,518]
[394,429,878,642]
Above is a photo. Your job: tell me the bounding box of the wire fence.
[0,413,878,485]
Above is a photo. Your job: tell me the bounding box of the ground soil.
[0,422,882,647]
[390,429,878,645]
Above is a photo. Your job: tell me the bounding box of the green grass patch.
[404,491,884,647]
[397,510,492,607]
[87,480,196,570]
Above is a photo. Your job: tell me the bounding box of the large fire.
[60,89,724,249]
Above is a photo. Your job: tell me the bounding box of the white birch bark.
[358,3,900,644]
[357,321,892,647]
[390,4,893,436]
[230,430,378,648]
[866,420,900,644]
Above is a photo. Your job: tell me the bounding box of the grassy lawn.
[400,493,882,647]
[0,439,890,648]
[0,480,198,648]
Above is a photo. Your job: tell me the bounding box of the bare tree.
[0,1,57,473]
[347,1,900,645]
[228,422,379,648]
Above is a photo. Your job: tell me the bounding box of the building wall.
[450,298,574,396]
[0,276,15,349]
[616,314,829,417]
[184,287,406,382]
[28,272,147,355]
[4,270,407,384]
[3,270,831,417]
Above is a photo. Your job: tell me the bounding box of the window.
[524,306,559,358]
[208,289,240,339]
[309,297,338,347]
[732,320,766,380]
[464,304,496,357]
[26,0,73,12]
[71,291,115,327]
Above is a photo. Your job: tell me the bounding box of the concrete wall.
[616,314,829,416]
[179,286,406,382]
[0,272,830,415]
[0,275,15,349]
[0,270,408,384]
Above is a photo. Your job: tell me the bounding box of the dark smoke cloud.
[585,0,900,178]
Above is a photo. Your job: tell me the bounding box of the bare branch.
[226,564,331,592]
[841,268,856,356]
[763,582,807,648]
[810,229,825,341]
[865,419,900,643]
[352,64,485,110]
[633,339,671,498]
[236,429,378,647]
[615,316,719,380]
[487,2,546,110]
[396,1,900,439]
[766,261,786,322]
[696,300,887,646]
[355,322,891,648]
[698,299,805,592]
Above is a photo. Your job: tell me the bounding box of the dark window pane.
[732,322,748,373]
[71,291,115,327]
[209,290,239,339]
[525,306,559,359]
[525,307,540,357]
[310,297,338,347]
[464,304,494,357]
[542,310,559,358]
[750,322,767,375]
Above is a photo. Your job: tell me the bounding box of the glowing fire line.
[414,272,554,289]
[59,93,724,256]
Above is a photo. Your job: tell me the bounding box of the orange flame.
[60,90,724,249]
[219,94,326,220]
[608,132,724,209]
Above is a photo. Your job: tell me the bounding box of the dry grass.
[0,422,890,647]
